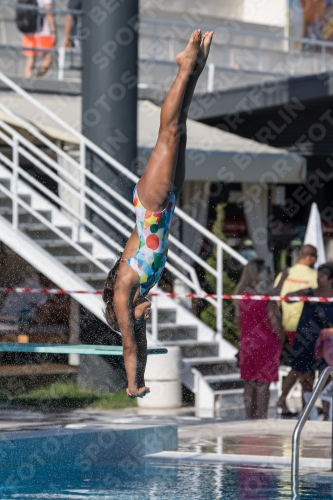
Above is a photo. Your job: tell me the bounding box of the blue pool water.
[0,460,332,499]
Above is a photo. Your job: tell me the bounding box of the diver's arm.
[133,320,148,389]
[113,279,147,397]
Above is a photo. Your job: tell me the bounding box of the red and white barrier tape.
[0,288,333,302]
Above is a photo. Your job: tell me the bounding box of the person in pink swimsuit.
[103,30,214,399]
[235,260,286,419]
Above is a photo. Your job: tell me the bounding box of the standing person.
[18,0,56,78]
[300,0,326,39]
[63,0,82,51]
[103,30,214,398]
[275,245,318,416]
[287,263,333,419]
[235,260,285,420]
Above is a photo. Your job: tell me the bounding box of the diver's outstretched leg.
[173,31,214,199]
[137,30,202,212]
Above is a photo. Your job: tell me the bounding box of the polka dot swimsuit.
[121,185,176,296]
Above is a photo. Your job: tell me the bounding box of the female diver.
[103,29,214,398]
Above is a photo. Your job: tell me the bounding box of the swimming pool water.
[0,460,332,499]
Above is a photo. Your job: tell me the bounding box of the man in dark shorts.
[284,264,333,419]
[275,245,318,416]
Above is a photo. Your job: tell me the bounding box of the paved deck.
[0,406,330,460]
[178,420,332,459]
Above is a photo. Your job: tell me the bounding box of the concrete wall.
[0,425,178,469]
[140,0,244,20]
[140,0,287,28]
[243,0,287,28]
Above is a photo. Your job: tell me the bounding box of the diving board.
[0,343,168,356]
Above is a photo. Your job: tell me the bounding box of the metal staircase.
[0,71,247,417]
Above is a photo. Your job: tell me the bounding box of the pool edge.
[145,451,331,469]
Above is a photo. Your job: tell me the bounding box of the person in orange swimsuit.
[103,30,214,399]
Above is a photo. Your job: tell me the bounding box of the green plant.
[0,381,137,411]
[200,203,240,348]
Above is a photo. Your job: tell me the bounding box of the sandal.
[278,409,299,418]
[36,64,52,77]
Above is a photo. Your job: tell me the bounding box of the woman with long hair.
[103,30,214,398]
[235,259,285,419]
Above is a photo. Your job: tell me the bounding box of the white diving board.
[0,343,168,356]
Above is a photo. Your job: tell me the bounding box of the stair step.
[56,256,113,274]
[204,373,244,391]
[214,388,244,400]
[147,308,176,324]
[0,208,52,223]
[19,223,73,240]
[57,260,107,274]
[84,278,106,290]
[160,340,219,358]
[204,373,241,382]
[186,357,238,376]
[39,240,93,256]
[0,178,11,190]
[56,256,113,266]
[0,194,31,207]
[77,272,107,280]
[214,388,245,411]
[153,324,197,341]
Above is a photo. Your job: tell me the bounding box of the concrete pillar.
[82,0,138,208]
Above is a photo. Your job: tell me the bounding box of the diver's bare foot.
[193,31,214,76]
[176,29,202,73]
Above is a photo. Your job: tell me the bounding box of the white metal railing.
[140,18,333,76]
[2,12,333,85]
[59,17,333,86]
[0,71,247,344]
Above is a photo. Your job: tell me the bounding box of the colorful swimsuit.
[121,185,176,296]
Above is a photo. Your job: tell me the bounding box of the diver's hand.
[126,386,150,398]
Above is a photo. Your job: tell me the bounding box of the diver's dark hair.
[318,263,333,280]
[103,258,121,331]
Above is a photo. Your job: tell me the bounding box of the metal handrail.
[0,113,219,312]
[138,18,333,83]
[0,71,248,340]
[0,181,110,273]
[291,365,333,497]
[0,118,212,302]
[0,43,327,78]
[1,10,333,82]
[0,73,138,183]
[0,124,127,251]
[0,71,242,258]
[139,56,287,77]
[1,5,332,49]
[0,2,83,14]
[141,17,333,49]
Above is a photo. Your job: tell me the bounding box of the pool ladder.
[291,365,333,498]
